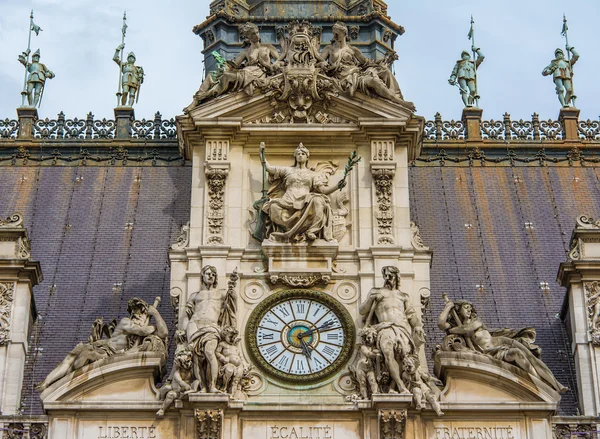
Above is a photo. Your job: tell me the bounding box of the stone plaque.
[427,422,522,439]
[79,419,178,439]
[582,239,600,259]
[242,420,360,439]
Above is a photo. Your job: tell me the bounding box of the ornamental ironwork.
[33,112,116,139]
[0,119,19,139]
[131,112,177,139]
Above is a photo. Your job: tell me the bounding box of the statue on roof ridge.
[448,46,484,108]
[542,46,579,108]
[113,45,145,107]
[18,49,55,108]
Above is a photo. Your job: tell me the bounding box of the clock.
[246,289,355,383]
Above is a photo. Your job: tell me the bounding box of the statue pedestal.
[462,107,483,141]
[114,106,135,139]
[262,241,338,287]
[559,107,581,141]
[16,107,38,139]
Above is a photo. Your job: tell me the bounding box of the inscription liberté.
[434,426,515,439]
[270,425,333,439]
[97,426,157,439]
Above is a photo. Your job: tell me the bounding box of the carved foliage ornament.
[577,215,600,230]
[0,282,15,345]
[205,167,229,245]
[380,409,407,439]
[585,282,600,346]
[196,409,223,439]
[373,168,395,245]
[269,273,330,287]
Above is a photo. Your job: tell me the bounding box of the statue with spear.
[18,10,54,108]
[448,16,484,108]
[113,12,145,107]
[542,14,579,108]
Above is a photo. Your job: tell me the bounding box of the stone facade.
[1,1,600,438]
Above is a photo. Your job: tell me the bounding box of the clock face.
[246,289,355,383]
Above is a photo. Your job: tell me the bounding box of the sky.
[0,0,599,122]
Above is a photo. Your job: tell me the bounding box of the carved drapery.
[0,282,15,345]
[195,409,223,439]
[205,167,229,245]
[379,409,406,439]
[372,168,395,245]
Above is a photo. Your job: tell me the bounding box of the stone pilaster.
[559,107,581,141]
[462,107,483,141]
[16,107,38,139]
[558,215,600,416]
[114,107,135,139]
[0,213,42,415]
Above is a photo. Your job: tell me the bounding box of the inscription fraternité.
[434,426,515,439]
[97,426,157,439]
[270,425,333,439]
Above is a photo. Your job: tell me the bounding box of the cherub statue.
[113,44,145,107]
[542,46,579,108]
[156,349,198,416]
[216,326,251,400]
[349,327,380,400]
[18,49,55,108]
[448,47,484,107]
[401,354,444,416]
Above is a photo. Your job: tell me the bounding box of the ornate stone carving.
[349,327,380,400]
[157,347,196,416]
[437,294,567,393]
[0,213,24,228]
[170,222,190,250]
[29,423,48,439]
[205,167,228,245]
[170,287,182,312]
[577,215,600,229]
[216,326,252,400]
[195,409,223,439]
[568,236,582,260]
[35,297,168,392]
[553,423,597,439]
[269,273,329,287]
[379,409,407,439]
[373,168,395,245]
[258,143,347,243]
[410,221,429,251]
[180,267,246,397]
[349,25,360,40]
[585,282,600,346]
[331,190,350,242]
[357,267,426,395]
[4,423,24,439]
[186,21,413,116]
[383,28,393,43]
[17,236,31,258]
[0,282,15,345]
[401,354,444,415]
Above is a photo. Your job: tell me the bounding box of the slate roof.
[1,161,594,415]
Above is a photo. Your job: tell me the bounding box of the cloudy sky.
[1,0,599,122]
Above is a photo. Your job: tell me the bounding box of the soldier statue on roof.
[113,44,145,107]
[18,49,55,108]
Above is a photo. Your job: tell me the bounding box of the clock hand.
[300,338,313,359]
[298,320,335,339]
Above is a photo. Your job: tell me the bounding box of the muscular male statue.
[359,266,424,394]
[183,265,236,393]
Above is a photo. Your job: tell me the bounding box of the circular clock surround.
[246,289,356,383]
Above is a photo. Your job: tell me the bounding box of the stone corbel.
[379,409,407,439]
[195,409,223,439]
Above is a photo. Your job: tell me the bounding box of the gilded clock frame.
[246,289,356,383]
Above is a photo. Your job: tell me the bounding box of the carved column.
[371,167,395,246]
[204,140,231,246]
[558,215,600,416]
[0,213,42,415]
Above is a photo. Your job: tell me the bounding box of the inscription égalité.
[270,425,333,439]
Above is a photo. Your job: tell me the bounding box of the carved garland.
[269,273,330,287]
[373,168,395,245]
[0,282,15,345]
[205,167,229,245]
